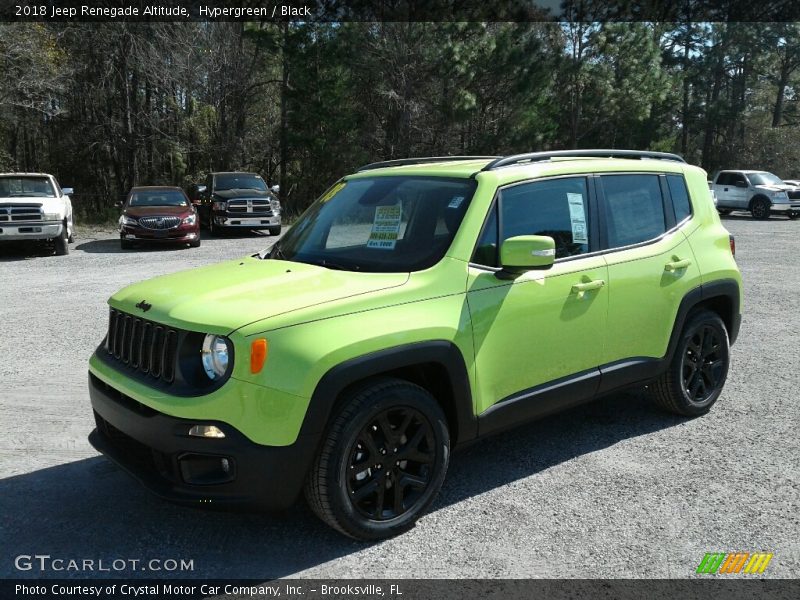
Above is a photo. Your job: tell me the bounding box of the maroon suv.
[119,187,200,249]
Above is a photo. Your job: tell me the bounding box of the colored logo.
[696,552,773,574]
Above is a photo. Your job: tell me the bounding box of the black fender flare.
[298,340,477,447]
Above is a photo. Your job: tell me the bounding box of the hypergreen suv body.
[88,150,742,539]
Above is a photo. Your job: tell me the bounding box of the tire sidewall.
[327,386,450,539]
[751,197,770,219]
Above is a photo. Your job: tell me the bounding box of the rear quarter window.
[667,174,692,223]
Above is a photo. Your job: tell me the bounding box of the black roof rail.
[356,156,499,172]
[481,149,686,171]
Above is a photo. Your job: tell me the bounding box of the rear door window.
[600,174,667,248]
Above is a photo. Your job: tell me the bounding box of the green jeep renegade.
[88,150,742,540]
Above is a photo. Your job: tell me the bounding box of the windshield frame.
[0,176,57,198]
[748,172,783,186]
[264,175,478,273]
[127,189,189,208]
[213,174,268,192]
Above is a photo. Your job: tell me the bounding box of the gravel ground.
[0,215,798,580]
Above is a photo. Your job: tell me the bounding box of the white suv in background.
[0,173,75,255]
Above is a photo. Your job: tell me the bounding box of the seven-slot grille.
[105,308,179,383]
[138,216,181,229]
[227,198,273,215]
[0,204,44,223]
[786,189,800,200]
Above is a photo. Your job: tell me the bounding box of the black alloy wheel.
[681,324,726,405]
[346,406,435,521]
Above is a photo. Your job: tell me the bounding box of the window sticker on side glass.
[367,204,402,250]
[567,193,588,244]
[448,196,465,209]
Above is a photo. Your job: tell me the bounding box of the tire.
[120,238,133,250]
[717,208,731,216]
[268,226,281,236]
[189,238,201,248]
[788,212,798,220]
[750,197,771,220]
[209,220,221,237]
[648,309,730,417]
[54,223,69,255]
[304,378,450,541]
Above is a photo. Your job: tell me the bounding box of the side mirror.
[62,187,74,196]
[114,201,123,209]
[270,184,280,194]
[735,180,747,188]
[498,235,555,277]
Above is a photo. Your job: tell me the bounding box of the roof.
[0,172,54,178]
[347,154,693,185]
[129,186,184,191]
[210,171,263,177]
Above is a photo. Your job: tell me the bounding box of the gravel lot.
[0,215,798,580]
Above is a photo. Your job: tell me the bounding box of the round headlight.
[202,334,230,380]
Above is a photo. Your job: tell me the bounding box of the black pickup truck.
[190,172,281,236]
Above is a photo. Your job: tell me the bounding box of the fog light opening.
[188,425,226,439]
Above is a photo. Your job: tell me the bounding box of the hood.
[124,205,192,217]
[212,189,271,201]
[109,257,409,334]
[755,184,796,192]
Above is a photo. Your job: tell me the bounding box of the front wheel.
[751,198,771,220]
[268,226,281,236]
[648,310,730,416]
[54,223,69,255]
[304,378,450,540]
[788,212,799,220]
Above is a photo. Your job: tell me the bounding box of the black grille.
[106,308,179,383]
[138,216,181,229]
[787,189,800,200]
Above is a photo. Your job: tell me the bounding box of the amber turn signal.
[250,338,268,374]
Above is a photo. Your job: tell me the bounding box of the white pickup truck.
[0,173,75,255]
[710,170,800,220]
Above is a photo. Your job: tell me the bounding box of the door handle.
[571,279,605,295]
[664,258,692,272]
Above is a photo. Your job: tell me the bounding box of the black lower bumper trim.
[88,373,318,510]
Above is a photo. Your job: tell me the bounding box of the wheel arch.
[666,279,741,364]
[748,194,771,211]
[299,341,477,448]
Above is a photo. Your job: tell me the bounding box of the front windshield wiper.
[304,258,360,272]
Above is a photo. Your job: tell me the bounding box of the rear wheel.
[751,197,771,220]
[649,310,730,416]
[304,378,450,540]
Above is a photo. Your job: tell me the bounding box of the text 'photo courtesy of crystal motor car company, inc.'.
[88,151,741,540]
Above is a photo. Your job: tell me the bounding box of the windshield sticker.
[567,193,588,244]
[320,181,346,203]
[448,196,465,209]
[367,204,402,250]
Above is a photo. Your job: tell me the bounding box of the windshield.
[265,176,477,273]
[0,177,55,198]
[128,190,188,207]
[749,172,783,186]
[214,174,267,192]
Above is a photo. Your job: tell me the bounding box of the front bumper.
[769,201,800,214]
[0,221,62,241]
[120,225,199,243]
[88,373,318,510]
[212,213,281,229]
